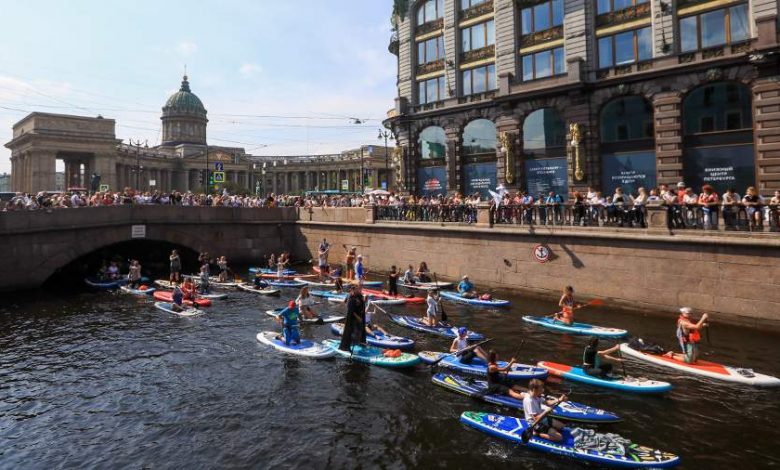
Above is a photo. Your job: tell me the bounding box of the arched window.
[523,108,566,156]
[522,108,568,197]
[682,82,754,194]
[600,96,656,196]
[462,119,496,162]
[417,0,444,25]
[418,126,446,160]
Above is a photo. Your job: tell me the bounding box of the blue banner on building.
[417,166,447,196]
[683,145,755,195]
[463,162,496,198]
[601,151,657,197]
[525,158,568,198]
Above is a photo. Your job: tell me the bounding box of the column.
[754,78,780,195]
[445,125,461,193]
[32,151,57,192]
[653,91,684,187]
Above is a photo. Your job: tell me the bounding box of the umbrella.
[366,189,391,196]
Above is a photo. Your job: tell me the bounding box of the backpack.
[628,337,665,355]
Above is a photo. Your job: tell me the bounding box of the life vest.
[677,315,701,344]
[383,349,402,358]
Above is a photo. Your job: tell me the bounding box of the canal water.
[0,277,777,469]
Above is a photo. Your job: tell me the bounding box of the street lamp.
[378,129,394,190]
[129,139,146,190]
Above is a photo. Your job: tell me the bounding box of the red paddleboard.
[361,289,426,304]
[153,290,212,307]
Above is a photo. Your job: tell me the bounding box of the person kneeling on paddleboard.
[296,286,318,320]
[171,284,185,312]
[458,276,477,299]
[450,328,487,364]
[524,379,566,442]
[364,301,389,337]
[582,337,623,378]
[402,265,416,285]
[673,307,708,364]
[554,286,583,325]
[486,350,526,401]
[276,300,301,346]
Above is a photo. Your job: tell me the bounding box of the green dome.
[163,75,206,115]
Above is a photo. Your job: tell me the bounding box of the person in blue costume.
[171,284,185,312]
[458,275,477,299]
[275,300,300,346]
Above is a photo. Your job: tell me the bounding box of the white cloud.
[175,41,198,57]
[239,63,263,78]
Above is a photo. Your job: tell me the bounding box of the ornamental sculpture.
[569,123,584,182]
[498,131,515,185]
[393,145,405,190]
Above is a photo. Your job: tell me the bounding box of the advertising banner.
[417,166,447,196]
[601,151,657,196]
[463,162,496,198]
[525,158,568,198]
[683,144,755,194]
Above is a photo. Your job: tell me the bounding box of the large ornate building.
[5,75,392,194]
[383,0,780,198]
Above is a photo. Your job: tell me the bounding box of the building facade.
[383,0,780,198]
[5,75,393,194]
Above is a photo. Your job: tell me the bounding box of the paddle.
[433,273,448,322]
[547,298,604,318]
[429,338,493,367]
[521,393,568,444]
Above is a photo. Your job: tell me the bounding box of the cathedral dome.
[163,75,206,116]
[160,75,207,146]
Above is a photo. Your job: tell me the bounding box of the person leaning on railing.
[721,187,740,230]
[742,186,763,231]
[698,185,719,230]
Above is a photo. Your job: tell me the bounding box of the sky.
[0,0,398,173]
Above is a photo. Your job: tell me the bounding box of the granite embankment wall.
[0,206,298,291]
[294,208,780,331]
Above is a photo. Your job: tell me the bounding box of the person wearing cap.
[423,289,442,326]
[673,307,709,364]
[675,182,686,204]
[458,275,477,299]
[275,300,300,346]
[449,327,487,364]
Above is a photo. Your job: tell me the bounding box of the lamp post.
[378,129,394,190]
[129,139,146,190]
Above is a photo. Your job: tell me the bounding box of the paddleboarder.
[169,249,181,283]
[338,285,366,351]
[387,265,399,297]
[523,379,566,442]
[296,286,318,320]
[128,259,142,289]
[486,350,526,400]
[364,301,389,337]
[275,300,301,346]
[673,307,709,364]
[554,286,583,325]
[423,289,442,326]
[582,337,623,378]
[458,275,477,299]
[171,284,185,312]
[450,328,488,364]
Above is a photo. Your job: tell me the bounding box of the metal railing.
[375,204,478,224]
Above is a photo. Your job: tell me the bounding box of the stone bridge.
[0,206,298,291]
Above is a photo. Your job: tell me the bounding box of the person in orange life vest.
[554,286,583,325]
[673,307,709,364]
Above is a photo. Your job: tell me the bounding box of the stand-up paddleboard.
[330,322,415,349]
[153,290,212,307]
[388,315,484,340]
[419,352,547,380]
[361,289,426,304]
[264,280,307,288]
[119,285,156,295]
[256,331,336,359]
[154,301,203,317]
[538,361,672,394]
[265,308,345,324]
[619,343,780,387]
[522,316,628,338]
[439,290,510,308]
[295,278,338,288]
[399,280,453,291]
[321,339,421,368]
[85,277,147,289]
[237,283,281,296]
[183,275,241,288]
[249,267,297,275]
[154,279,176,289]
[460,412,680,468]
[432,373,620,423]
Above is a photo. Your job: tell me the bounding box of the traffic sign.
[213,171,226,183]
[214,162,224,171]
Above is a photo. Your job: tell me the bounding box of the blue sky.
[0,0,397,173]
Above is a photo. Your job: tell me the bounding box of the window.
[598,0,648,15]
[683,82,752,134]
[462,20,495,52]
[417,76,447,104]
[600,96,654,143]
[523,108,566,153]
[419,126,447,159]
[417,36,445,65]
[521,47,565,80]
[461,0,488,9]
[462,119,497,158]
[417,0,444,25]
[598,26,652,68]
[679,4,749,52]
[521,0,563,35]
[462,64,496,95]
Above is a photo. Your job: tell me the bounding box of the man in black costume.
[338,285,366,351]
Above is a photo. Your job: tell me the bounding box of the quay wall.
[295,217,780,331]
